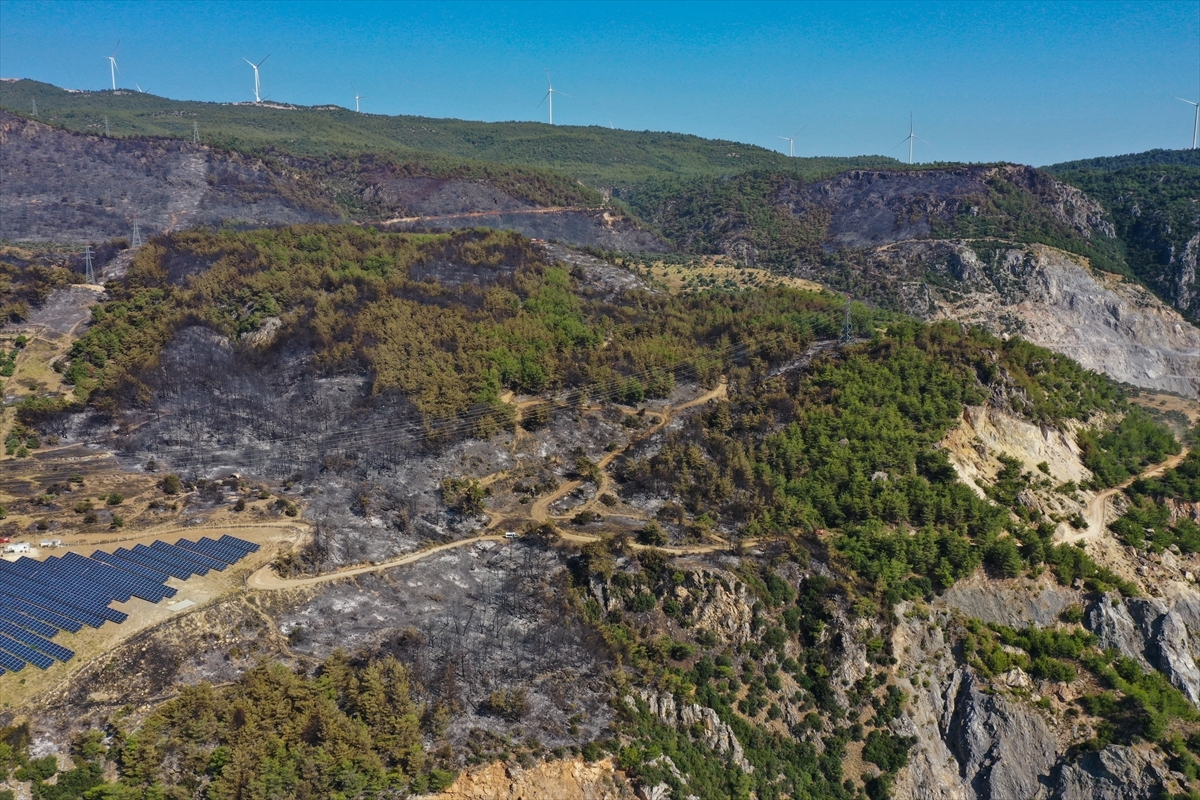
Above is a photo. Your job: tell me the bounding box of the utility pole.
[131,216,142,248]
[842,297,853,344]
[193,120,199,144]
[84,245,96,285]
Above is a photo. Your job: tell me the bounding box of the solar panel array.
[0,535,259,675]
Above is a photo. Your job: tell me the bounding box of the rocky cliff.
[886,242,1200,398]
[0,112,666,250]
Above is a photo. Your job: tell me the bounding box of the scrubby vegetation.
[1077,407,1181,488]
[60,224,861,434]
[1053,163,1200,317]
[1,656,444,799]
[959,618,1200,753]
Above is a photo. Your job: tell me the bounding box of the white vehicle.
[504,531,519,539]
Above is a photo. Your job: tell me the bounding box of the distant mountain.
[0,79,901,190]
[1042,148,1200,174]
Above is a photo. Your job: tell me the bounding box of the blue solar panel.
[0,535,257,676]
[0,620,73,662]
[0,606,59,637]
[0,634,54,669]
[0,649,24,672]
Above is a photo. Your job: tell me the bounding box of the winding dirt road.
[247,381,733,592]
[1063,448,1191,545]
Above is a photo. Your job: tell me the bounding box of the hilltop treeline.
[58,224,859,433]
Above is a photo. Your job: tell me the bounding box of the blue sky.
[1,0,1197,165]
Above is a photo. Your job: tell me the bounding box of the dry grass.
[634,256,824,296]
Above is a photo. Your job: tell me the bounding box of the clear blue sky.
[1,0,1197,165]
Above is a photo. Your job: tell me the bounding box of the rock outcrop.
[419,757,634,800]
[1053,745,1173,800]
[626,690,751,772]
[941,668,1059,800]
[1087,592,1200,706]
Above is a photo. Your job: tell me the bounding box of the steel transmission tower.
[193,120,199,143]
[131,217,142,248]
[84,245,96,285]
[842,297,853,344]
[104,116,110,136]
[31,98,37,116]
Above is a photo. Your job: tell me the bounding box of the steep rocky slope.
[0,112,664,250]
[655,163,1200,399]
[876,241,1200,398]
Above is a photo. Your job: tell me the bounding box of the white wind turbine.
[776,125,807,157]
[106,40,120,91]
[897,113,930,164]
[538,70,569,125]
[1178,97,1200,150]
[243,55,270,103]
[353,83,365,113]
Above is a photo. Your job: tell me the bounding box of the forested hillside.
[0,80,899,190]
[1051,162,1200,319]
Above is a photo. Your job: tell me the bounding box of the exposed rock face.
[626,690,751,772]
[419,757,634,800]
[941,575,1081,630]
[877,241,1200,398]
[941,668,1059,800]
[1087,592,1200,706]
[1053,745,1172,800]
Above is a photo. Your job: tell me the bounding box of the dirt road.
[1063,448,1191,545]
[530,381,727,525]
[248,381,735,592]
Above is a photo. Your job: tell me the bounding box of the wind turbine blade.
[776,136,790,140]
[244,57,255,66]
[537,91,549,108]
[112,39,120,57]
[1178,97,1200,107]
[915,136,932,144]
[894,137,911,149]
[258,55,271,67]
[793,125,808,137]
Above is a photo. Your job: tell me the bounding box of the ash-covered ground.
[278,539,615,756]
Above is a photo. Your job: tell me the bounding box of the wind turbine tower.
[776,125,807,157]
[898,113,929,165]
[539,71,569,125]
[1179,98,1200,149]
[352,84,365,113]
[243,55,270,103]
[107,41,120,91]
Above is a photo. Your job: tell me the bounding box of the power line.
[83,245,96,285]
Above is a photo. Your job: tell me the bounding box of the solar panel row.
[0,535,258,673]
